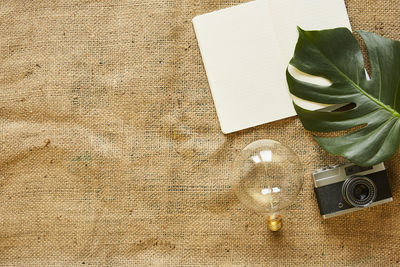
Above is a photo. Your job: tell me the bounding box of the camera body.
[312,163,392,219]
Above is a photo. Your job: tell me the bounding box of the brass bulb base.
[267,214,282,232]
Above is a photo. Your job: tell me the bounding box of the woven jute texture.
[1,0,399,266]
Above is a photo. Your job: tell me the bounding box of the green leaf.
[287,27,400,166]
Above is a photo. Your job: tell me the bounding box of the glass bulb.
[231,140,304,231]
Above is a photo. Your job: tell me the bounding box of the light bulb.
[231,140,304,231]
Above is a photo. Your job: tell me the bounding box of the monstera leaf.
[287,27,400,166]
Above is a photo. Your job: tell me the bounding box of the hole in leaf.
[331,102,357,112]
[353,32,372,80]
[312,123,367,138]
[291,93,338,111]
[288,66,354,112]
[288,65,332,86]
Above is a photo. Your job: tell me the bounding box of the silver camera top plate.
[312,162,385,188]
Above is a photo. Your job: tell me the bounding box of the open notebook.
[193,0,351,134]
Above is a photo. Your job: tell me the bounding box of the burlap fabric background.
[1,0,399,266]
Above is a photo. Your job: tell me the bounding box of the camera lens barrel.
[342,176,377,207]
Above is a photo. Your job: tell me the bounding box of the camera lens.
[342,176,377,207]
[353,184,369,201]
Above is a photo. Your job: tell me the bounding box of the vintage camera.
[312,163,393,219]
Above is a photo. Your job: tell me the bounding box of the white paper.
[193,0,351,134]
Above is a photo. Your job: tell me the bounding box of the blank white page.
[193,0,293,134]
[268,0,352,111]
[193,0,351,134]
[268,0,352,65]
